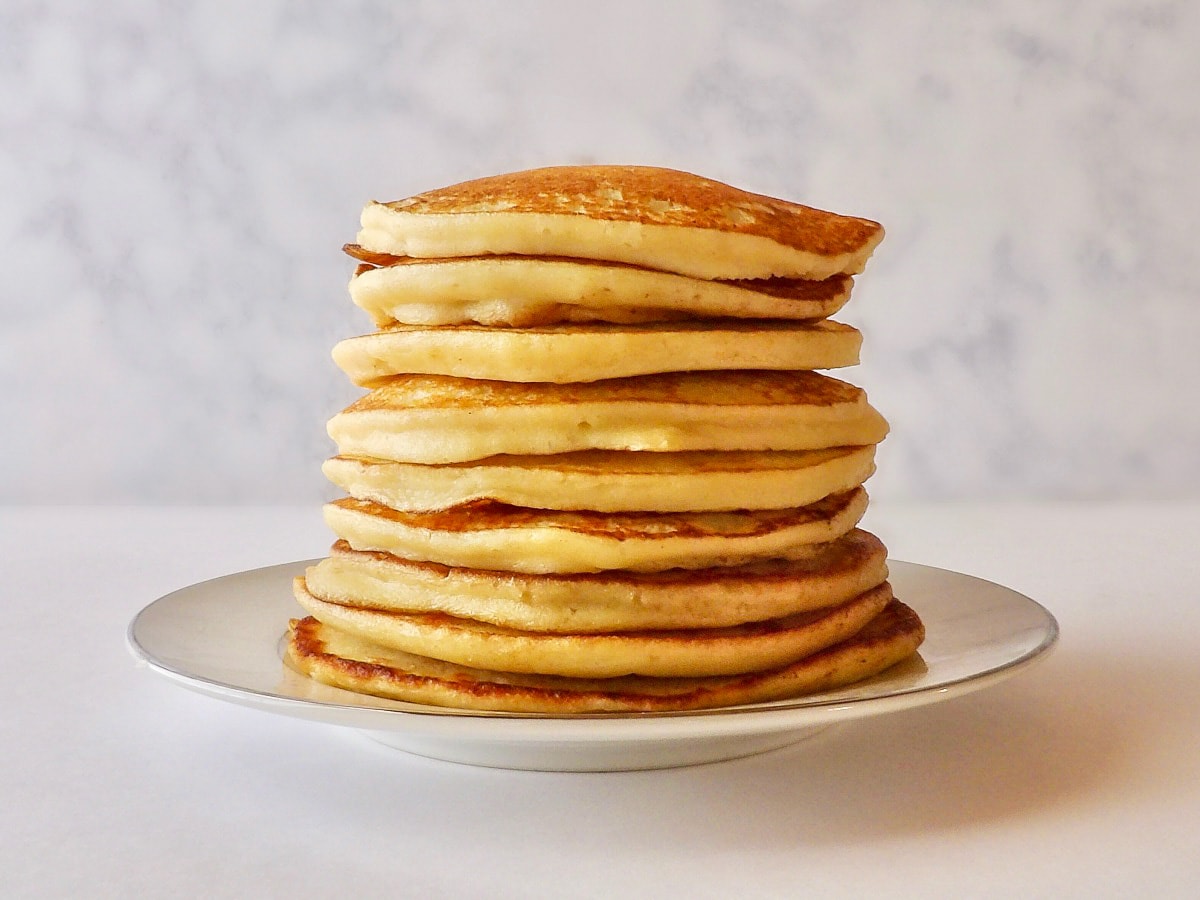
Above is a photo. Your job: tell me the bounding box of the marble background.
[3,0,1198,504]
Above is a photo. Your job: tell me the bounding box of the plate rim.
[127,558,1059,742]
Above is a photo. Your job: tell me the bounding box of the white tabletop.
[5,502,1199,899]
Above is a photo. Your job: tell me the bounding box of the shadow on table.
[626,643,1180,845]
[145,640,1186,857]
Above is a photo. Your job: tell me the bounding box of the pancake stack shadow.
[286,166,924,713]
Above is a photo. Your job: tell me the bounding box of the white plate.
[127,560,1057,771]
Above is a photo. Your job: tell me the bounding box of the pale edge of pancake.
[330,320,862,385]
[327,404,889,464]
[321,446,877,513]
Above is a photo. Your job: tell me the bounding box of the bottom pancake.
[284,599,925,714]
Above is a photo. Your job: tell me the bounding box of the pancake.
[344,251,854,327]
[284,598,925,713]
[331,319,862,385]
[292,164,914,715]
[326,371,890,464]
[323,489,869,574]
[303,528,889,633]
[355,166,883,280]
[292,578,893,678]
[322,447,877,513]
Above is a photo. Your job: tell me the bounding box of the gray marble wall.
[3,0,1198,503]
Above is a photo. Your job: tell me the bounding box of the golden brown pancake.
[292,578,892,678]
[322,447,877,513]
[355,166,883,280]
[284,598,925,713]
[331,319,862,385]
[344,250,854,327]
[326,371,889,464]
[292,164,914,715]
[303,528,889,632]
[323,489,870,574]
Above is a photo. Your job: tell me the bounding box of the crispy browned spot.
[345,243,855,304]
[378,166,881,257]
[342,370,863,413]
[285,598,924,712]
[329,488,862,540]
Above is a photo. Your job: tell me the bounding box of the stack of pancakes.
[286,166,924,713]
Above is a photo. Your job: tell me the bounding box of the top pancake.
[356,166,883,281]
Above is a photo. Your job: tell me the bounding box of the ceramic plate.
[127,559,1057,771]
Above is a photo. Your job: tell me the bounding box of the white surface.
[127,559,1056,771]
[5,503,1199,898]
[4,0,1200,503]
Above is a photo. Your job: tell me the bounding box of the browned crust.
[373,166,882,258]
[365,319,859,338]
[327,487,864,540]
[344,243,855,304]
[300,579,892,643]
[342,370,864,413]
[323,524,882,589]
[284,598,925,713]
